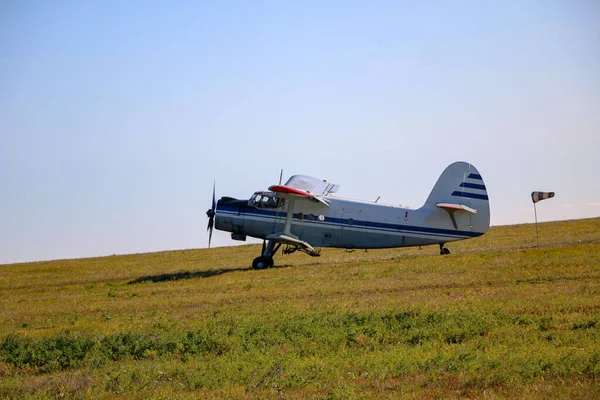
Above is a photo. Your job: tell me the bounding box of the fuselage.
[215,195,484,249]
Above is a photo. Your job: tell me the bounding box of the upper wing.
[268,185,330,206]
[284,175,339,195]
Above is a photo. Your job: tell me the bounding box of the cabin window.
[348,218,355,225]
[297,212,304,220]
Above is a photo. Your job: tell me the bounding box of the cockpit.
[249,191,282,209]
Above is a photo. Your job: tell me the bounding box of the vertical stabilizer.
[422,162,490,234]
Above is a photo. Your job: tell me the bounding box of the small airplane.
[206,161,490,269]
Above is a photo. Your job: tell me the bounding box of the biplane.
[206,161,490,269]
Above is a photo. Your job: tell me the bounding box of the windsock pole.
[533,202,539,247]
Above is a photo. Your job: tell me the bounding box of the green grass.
[1,218,599,398]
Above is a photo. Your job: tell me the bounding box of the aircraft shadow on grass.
[128,264,291,284]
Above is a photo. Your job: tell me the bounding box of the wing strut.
[283,198,295,236]
[265,197,320,256]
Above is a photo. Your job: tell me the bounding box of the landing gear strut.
[439,243,451,255]
[252,240,281,269]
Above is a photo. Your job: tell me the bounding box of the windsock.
[531,191,555,204]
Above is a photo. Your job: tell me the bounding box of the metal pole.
[534,202,539,247]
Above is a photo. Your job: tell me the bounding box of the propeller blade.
[206,181,217,248]
[212,181,216,211]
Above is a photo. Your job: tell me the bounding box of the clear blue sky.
[1,1,599,264]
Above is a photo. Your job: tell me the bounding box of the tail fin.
[423,162,490,234]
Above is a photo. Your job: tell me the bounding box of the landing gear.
[439,243,451,255]
[252,256,273,270]
[252,240,281,269]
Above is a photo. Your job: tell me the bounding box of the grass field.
[1,217,599,398]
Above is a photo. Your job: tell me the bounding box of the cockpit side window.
[249,192,281,209]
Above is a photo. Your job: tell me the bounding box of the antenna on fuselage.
[375,196,380,203]
[279,169,283,185]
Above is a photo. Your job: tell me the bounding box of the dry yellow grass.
[0,217,599,398]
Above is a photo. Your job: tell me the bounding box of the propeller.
[206,182,216,247]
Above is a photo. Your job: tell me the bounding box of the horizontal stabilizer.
[436,203,477,214]
[436,202,477,230]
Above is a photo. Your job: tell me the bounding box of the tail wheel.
[252,256,273,270]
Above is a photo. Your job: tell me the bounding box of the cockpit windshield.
[249,192,282,209]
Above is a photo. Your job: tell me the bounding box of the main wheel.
[440,247,451,255]
[252,256,273,270]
